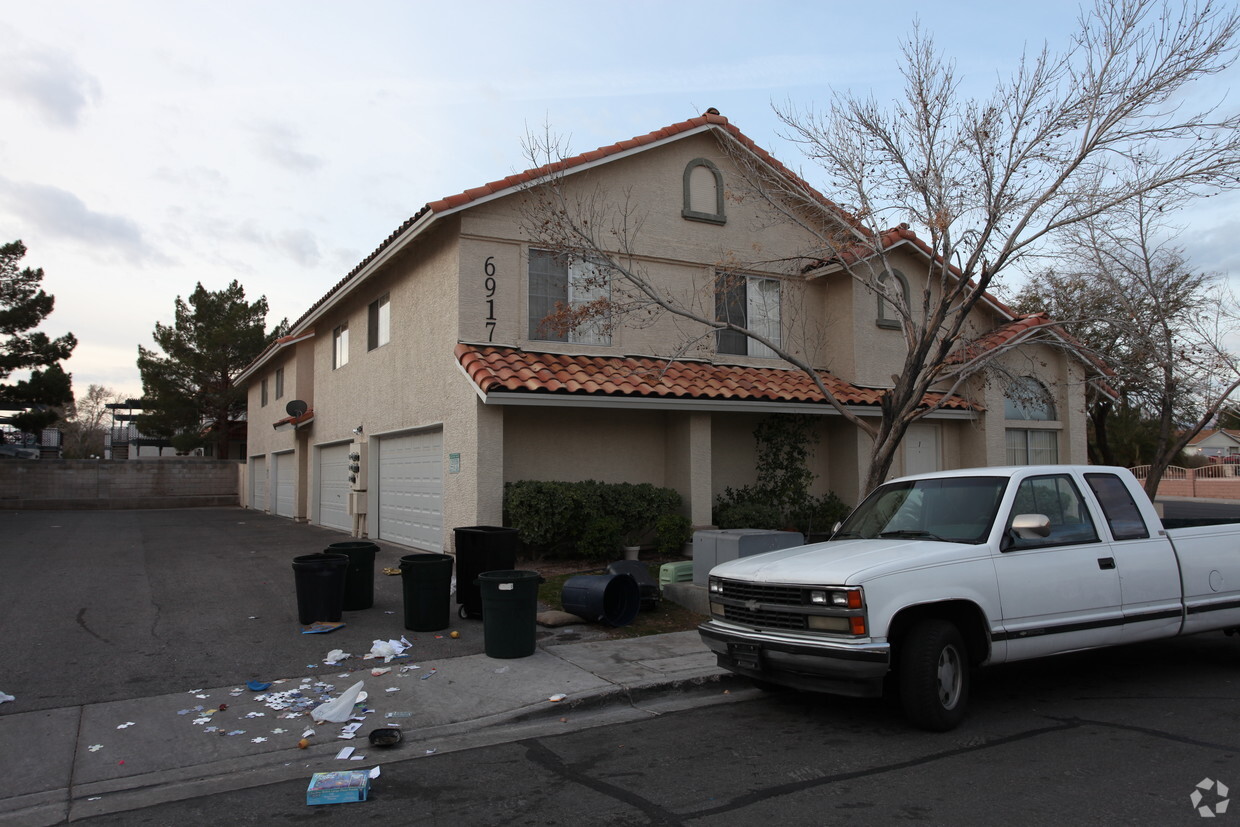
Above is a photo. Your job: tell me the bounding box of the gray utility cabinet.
[692,529,805,585]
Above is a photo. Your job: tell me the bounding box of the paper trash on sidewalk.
[306,770,370,805]
[0,690,14,705]
[311,680,365,723]
[368,639,411,662]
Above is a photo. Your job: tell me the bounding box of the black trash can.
[477,569,543,659]
[562,573,641,627]
[326,541,379,611]
[399,553,454,632]
[291,553,349,625]
[454,526,519,619]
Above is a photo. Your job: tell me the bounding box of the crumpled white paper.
[311,680,365,723]
[0,690,13,705]
[324,649,350,665]
[368,638,412,662]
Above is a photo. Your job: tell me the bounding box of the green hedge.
[504,480,685,560]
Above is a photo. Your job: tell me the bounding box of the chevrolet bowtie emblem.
[745,599,760,612]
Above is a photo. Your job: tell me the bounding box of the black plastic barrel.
[326,541,379,611]
[399,553,454,632]
[561,573,641,627]
[454,526,519,619]
[292,553,349,625]
[477,570,543,658]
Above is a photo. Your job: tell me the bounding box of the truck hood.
[709,538,985,585]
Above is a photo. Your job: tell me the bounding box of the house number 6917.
[483,256,497,342]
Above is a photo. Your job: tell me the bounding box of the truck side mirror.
[1011,513,1051,539]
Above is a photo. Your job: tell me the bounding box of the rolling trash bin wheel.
[477,570,543,659]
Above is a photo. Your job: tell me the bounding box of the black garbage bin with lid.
[399,553,454,632]
[477,569,543,658]
[454,526,519,619]
[326,541,379,611]
[291,553,349,625]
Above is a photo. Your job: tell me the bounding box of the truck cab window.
[1085,473,1151,540]
[1005,475,1099,550]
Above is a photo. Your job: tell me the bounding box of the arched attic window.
[876,269,910,329]
[682,158,726,225]
[1005,376,1060,464]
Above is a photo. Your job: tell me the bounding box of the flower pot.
[622,545,641,561]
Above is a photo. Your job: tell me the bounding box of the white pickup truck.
[698,465,1240,730]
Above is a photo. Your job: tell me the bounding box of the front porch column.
[666,411,713,526]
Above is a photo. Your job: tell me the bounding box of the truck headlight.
[708,578,724,594]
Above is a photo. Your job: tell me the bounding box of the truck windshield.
[832,476,1008,544]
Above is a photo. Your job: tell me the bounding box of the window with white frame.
[527,249,610,345]
[1005,376,1059,464]
[333,323,349,369]
[368,294,390,351]
[275,367,284,400]
[716,273,780,358]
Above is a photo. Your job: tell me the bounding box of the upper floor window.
[333,323,349,369]
[260,377,268,407]
[716,273,780,358]
[274,367,284,400]
[368,294,390,351]
[1005,377,1056,421]
[528,249,610,346]
[876,270,910,329]
[682,158,726,225]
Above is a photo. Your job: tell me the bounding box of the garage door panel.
[318,443,352,532]
[274,451,295,518]
[378,432,442,551]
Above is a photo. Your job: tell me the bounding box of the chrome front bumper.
[699,620,891,697]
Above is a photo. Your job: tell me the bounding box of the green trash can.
[399,553,454,632]
[326,541,379,611]
[477,570,544,659]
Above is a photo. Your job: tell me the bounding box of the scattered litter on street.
[335,746,355,760]
[370,667,391,676]
[246,681,272,692]
[306,769,370,805]
[0,690,14,705]
[548,694,566,702]
[384,711,413,719]
[88,744,102,752]
[324,649,350,665]
[302,621,346,635]
[116,722,135,729]
[420,669,437,680]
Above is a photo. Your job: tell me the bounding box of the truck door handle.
[1098,557,1116,570]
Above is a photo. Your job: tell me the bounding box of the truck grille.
[718,581,804,606]
[722,605,808,630]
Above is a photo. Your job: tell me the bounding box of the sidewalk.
[0,630,745,825]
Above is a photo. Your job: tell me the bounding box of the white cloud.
[0,177,155,263]
[0,29,100,128]
[248,120,324,173]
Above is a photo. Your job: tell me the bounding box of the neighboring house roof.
[455,344,976,413]
[1188,428,1240,446]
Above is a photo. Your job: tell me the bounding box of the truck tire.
[898,619,969,731]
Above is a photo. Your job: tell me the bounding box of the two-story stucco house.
[239,111,1101,553]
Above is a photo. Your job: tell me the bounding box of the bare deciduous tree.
[523,0,1240,494]
[1018,197,1240,498]
[61,383,120,458]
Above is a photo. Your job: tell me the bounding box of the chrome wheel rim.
[937,644,963,710]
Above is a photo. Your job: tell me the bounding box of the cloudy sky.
[3,1,1239,399]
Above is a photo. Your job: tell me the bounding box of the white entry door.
[273,451,295,518]
[318,443,352,532]
[377,430,443,551]
[250,456,267,511]
[905,423,941,476]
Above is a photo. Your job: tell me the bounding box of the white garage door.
[318,443,352,532]
[377,431,443,551]
[273,451,295,518]
[250,456,267,510]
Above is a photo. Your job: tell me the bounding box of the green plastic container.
[477,570,543,659]
[399,553,454,632]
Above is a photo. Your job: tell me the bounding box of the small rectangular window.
[275,367,284,400]
[715,273,780,357]
[527,250,610,345]
[1085,473,1151,540]
[333,323,349,369]
[260,378,268,407]
[368,295,390,351]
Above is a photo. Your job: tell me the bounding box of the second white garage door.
[377,430,443,551]
[273,451,295,518]
[250,456,267,511]
[318,443,352,533]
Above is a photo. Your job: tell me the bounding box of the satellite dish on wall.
[286,399,308,418]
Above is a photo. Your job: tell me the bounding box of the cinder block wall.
[0,459,241,510]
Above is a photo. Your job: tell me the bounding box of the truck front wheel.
[898,619,969,731]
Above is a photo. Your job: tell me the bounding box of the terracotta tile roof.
[456,344,974,410]
[284,111,842,340]
[947,313,1052,365]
